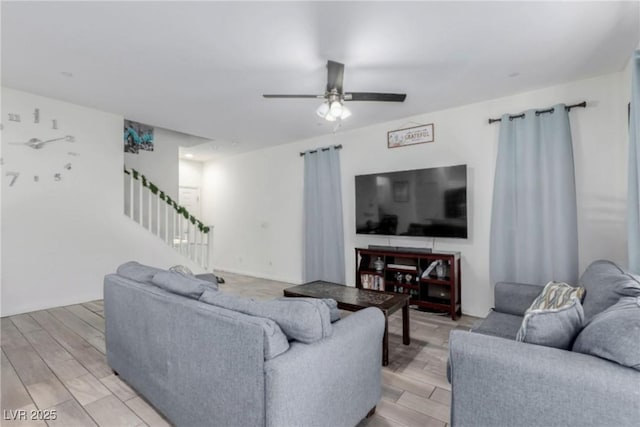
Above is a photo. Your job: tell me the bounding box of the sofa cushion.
[573,296,640,371]
[471,311,523,340]
[200,291,332,343]
[515,281,585,349]
[579,260,640,321]
[116,261,164,283]
[151,271,218,299]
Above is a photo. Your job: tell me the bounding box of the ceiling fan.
[263,60,406,121]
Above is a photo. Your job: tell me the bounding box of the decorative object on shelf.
[405,273,412,284]
[436,262,447,278]
[422,260,440,278]
[387,123,434,148]
[124,167,210,234]
[395,272,403,283]
[124,119,154,154]
[374,257,385,272]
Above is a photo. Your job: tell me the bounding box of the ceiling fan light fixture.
[324,112,337,122]
[340,105,351,120]
[316,102,330,118]
[329,100,343,117]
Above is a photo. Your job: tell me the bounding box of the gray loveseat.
[104,262,385,427]
[448,260,640,427]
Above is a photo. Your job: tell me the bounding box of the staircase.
[124,168,212,269]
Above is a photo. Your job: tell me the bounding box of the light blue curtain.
[490,104,579,286]
[628,50,640,274]
[303,146,345,284]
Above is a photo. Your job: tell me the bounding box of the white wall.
[179,159,203,189]
[1,88,203,316]
[202,71,629,317]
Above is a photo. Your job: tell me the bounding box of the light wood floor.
[1,272,478,427]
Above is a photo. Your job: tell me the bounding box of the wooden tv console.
[355,247,461,320]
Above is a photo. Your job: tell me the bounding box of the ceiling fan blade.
[345,92,407,102]
[327,60,344,94]
[263,94,324,99]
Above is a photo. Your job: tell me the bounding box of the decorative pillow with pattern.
[516,281,586,349]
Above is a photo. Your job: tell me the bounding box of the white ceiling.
[2,1,639,161]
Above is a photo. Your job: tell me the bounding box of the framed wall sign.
[387,123,434,148]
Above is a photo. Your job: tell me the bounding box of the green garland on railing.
[124,167,211,233]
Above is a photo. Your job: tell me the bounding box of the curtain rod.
[299,144,343,157]
[488,101,587,124]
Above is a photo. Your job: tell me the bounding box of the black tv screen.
[355,164,467,238]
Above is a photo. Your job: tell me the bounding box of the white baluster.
[129,173,134,218]
[196,229,201,266]
[188,221,193,262]
[178,214,184,255]
[147,188,152,230]
[201,230,206,268]
[138,178,143,225]
[173,208,177,249]
[156,196,160,237]
[164,203,171,245]
[206,227,212,270]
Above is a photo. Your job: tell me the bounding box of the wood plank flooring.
[1,272,477,427]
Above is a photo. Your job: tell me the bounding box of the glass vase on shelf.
[373,257,385,273]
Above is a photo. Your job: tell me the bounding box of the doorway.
[179,186,201,219]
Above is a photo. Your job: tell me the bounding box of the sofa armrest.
[448,330,640,427]
[494,281,544,316]
[264,307,385,427]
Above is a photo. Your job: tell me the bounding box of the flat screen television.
[355,164,467,238]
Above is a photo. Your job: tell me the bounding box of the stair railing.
[124,168,212,269]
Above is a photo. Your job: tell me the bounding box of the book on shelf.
[387,264,417,271]
[360,273,384,291]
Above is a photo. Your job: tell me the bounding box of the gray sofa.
[449,260,640,427]
[104,263,385,427]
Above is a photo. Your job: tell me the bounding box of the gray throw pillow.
[322,298,340,323]
[195,273,218,284]
[516,281,585,349]
[573,296,640,371]
[169,265,193,275]
[579,260,640,321]
[151,271,219,299]
[200,292,332,343]
[116,261,164,283]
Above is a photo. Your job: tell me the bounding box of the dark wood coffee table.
[283,281,410,366]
